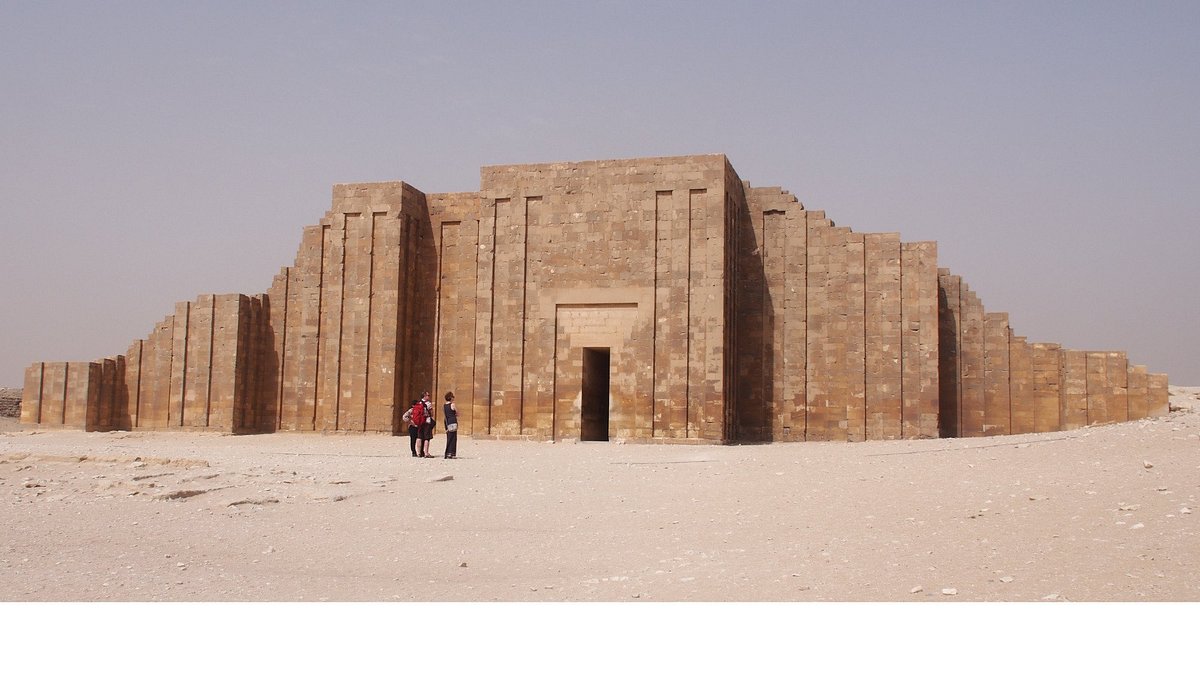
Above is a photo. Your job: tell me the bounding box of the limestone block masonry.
[21,154,1170,441]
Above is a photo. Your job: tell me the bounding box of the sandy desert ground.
[1,388,1198,602]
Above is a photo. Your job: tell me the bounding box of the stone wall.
[22,293,261,432]
[0,389,21,418]
[259,182,433,434]
[463,156,733,441]
[19,153,1170,441]
[736,188,941,441]
[934,273,1169,436]
[427,191,484,435]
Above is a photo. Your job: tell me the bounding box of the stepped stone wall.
[261,182,433,434]
[20,154,1170,441]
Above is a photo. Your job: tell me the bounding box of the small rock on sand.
[429,475,454,483]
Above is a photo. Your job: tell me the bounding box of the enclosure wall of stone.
[20,154,1170,441]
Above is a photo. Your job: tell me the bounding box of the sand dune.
[2,388,1197,601]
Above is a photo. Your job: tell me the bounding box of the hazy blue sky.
[2,1,1197,387]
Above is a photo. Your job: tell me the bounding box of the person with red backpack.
[413,391,435,457]
[409,397,428,457]
[402,399,420,457]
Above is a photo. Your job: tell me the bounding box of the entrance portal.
[581,347,610,441]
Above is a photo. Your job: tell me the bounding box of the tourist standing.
[403,399,419,457]
[443,391,459,459]
[417,391,435,457]
[410,397,429,457]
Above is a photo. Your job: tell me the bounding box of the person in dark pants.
[443,391,459,458]
[404,399,419,457]
[416,391,435,457]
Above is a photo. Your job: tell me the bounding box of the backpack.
[410,402,426,426]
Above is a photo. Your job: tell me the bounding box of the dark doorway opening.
[581,347,610,441]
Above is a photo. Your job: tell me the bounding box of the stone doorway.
[581,347,610,441]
